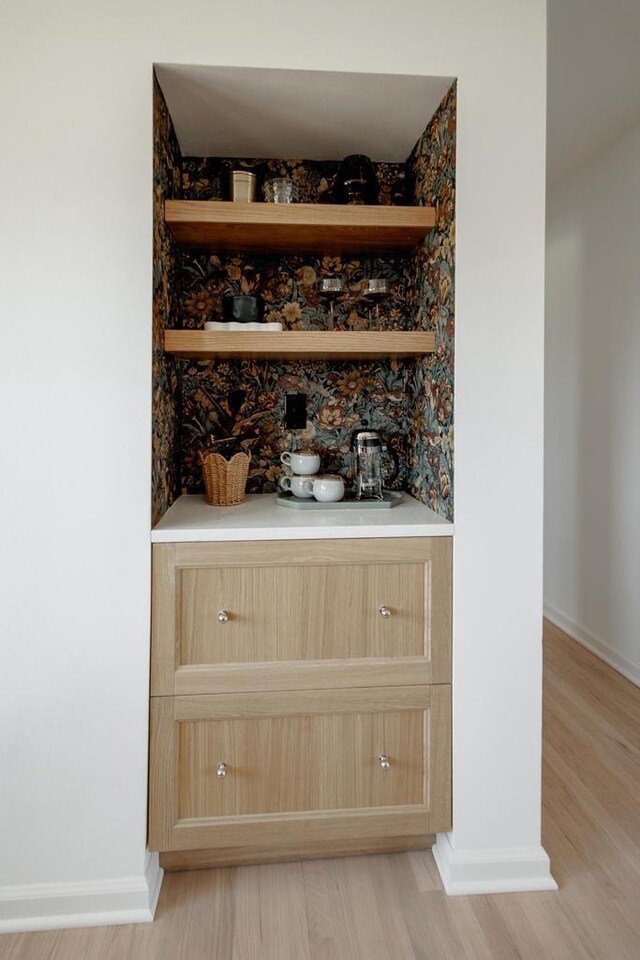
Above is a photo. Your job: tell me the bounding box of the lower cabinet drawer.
[149,685,451,853]
[180,710,424,818]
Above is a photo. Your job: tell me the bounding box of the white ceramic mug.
[279,474,316,499]
[280,450,321,475]
[302,474,345,503]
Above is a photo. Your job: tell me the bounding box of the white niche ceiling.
[155,63,454,161]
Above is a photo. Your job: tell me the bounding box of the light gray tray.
[276,491,403,510]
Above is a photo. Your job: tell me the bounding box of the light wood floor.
[1,619,638,959]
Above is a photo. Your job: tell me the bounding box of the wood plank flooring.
[1,619,638,959]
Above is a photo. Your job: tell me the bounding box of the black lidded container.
[221,295,264,323]
[333,154,379,205]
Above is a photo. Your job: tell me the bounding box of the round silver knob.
[217,610,229,623]
[216,762,227,778]
[378,605,392,618]
[378,754,391,770]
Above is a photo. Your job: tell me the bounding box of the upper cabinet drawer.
[151,538,452,696]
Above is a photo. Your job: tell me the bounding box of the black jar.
[221,295,264,323]
[333,154,379,205]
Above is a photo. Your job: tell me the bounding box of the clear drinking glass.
[263,178,299,203]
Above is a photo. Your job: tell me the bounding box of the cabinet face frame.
[151,537,452,697]
[149,684,451,853]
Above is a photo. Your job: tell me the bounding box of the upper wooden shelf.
[164,330,435,361]
[164,200,435,254]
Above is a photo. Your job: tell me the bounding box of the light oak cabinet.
[149,537,452,868]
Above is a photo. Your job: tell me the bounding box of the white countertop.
[152,493,453,543]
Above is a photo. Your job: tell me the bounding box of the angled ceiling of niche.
[154,64,454,162]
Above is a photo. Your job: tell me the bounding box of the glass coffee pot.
[351,428,399,500]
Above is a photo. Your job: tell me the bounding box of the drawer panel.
[179,710,424,818]
[149,684,451,853]
[180,562,425,665]
[151,538,452,695]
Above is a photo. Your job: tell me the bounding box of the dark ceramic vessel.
[221,295,265,323]
[333,154,379,205]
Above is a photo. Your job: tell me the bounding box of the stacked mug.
[279,450,345,503]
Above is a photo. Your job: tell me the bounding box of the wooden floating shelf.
[164,330,436,361]
[165,200,435,254]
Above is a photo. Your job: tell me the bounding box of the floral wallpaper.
[151,80,456,519]
[178,157,412,495]
[406,83,456,520]
[152,76,182,524]
[179,358,410,494]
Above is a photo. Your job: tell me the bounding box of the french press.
[351,428,399,500]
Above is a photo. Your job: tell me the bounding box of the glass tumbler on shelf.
[263,178,299,203]
[317,277,346,330]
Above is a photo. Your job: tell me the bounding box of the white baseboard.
[433,833,557,895]
[544,604,640,687]
[0,852,163,934]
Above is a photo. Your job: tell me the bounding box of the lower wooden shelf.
[164,330,436,360]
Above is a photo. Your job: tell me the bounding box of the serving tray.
[276,491,403,510]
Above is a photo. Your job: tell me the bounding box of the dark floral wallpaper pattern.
[407,83,456,519]
[151,77,456,520]
[178,156,413,495]
[152,76,182,524]
[179,357,412,494]
[181,161,409,329]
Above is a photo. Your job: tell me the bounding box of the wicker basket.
[199,450,250,506]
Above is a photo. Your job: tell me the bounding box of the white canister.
[280,450,321,476]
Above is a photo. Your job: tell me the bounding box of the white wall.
[545,123,640,685]
[0,0,550,929]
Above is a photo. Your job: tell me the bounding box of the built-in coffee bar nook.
[150,64,455,870]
